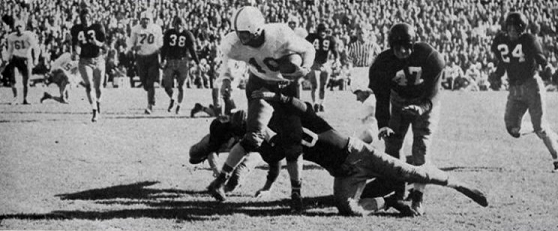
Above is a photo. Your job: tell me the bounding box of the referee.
[347,23,381,90]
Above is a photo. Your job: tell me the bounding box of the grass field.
[0,85,557,231]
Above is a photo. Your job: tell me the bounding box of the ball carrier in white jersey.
[6,20,39,105]
[207,6,316,213]
[129,11,163,114]
[70,8,107,122]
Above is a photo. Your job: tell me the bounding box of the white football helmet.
[232,6,264,35]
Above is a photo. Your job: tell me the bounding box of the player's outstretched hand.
[251,88,278,101]
[255,188,273,198]
[378,127,394,140]
[402,105,424,117]
[282,65,310,79]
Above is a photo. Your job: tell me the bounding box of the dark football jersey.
[259,101,350,177]
[491,33,546,86]
[306,33,337,64]
[368,42,445,128]
[161,28,200,63]
[70,23,106,58]
[208,118,245,153]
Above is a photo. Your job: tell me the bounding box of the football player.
[305,23,338,112]
[189,110,262,192]
[368,23,445,215]
[225,89,488,216]
[128,10,163,115]
[207,6,315,213]
[491,12,558,172]
[6,20,39,105]
[70,8,107,122]
[40,52,80,104]
[161,16,199,114]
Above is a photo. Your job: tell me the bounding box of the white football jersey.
[7,31,38,58]
[218,23,311,82]
[51,53,78,76]
[129,23,163,56]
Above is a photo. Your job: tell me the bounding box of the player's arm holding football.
[281,35,315,78]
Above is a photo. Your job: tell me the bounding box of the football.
[278,53,303,74]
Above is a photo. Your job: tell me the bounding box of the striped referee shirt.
[347,40,381,67]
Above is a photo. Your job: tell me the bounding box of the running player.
[6,20,39,105]
[70,8,107,122]
[491,12,558,172]
[129,10,163,114]
[305,23,338,112]
[161,16,199,114]
[207,6,315,214]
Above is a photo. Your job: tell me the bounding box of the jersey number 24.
[497,44,525,63]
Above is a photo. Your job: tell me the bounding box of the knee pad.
[506,126,521,138]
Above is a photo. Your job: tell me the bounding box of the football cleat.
[313,104,320,112]
[385,194,419,217]
[453,184,489,207]
[40,92,51,103]
[10,97,18,105]
[319,104,325,112]
[91,109,98,122]
[409,190,425,216]
[290,191,304,214]
[167,99,175,112]
[22,99,30,105]
[552,161,558,173]
[191,103,203,117]
[207,180,227,202]
[175,105,181,115]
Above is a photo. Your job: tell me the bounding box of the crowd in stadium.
[1,0,557,91]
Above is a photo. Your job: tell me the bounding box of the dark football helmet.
[388,23,416,49]
[505,12,528,34]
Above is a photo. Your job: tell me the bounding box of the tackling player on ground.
[491,12,558,172]
[5,20,39,105]
[129,10,163,115]
[70,8,107,122]
[161,16,200,114]
[40,52,80,104]
[305,23,338,112]
[369,23,445,215]
[207,6,315,213]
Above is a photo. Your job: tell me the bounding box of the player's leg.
[208,76,274,201]
[344,137,488,214]
[317,66,330,111]
[408,102,441,215]
[526,77,558,171]
[162,61,175,112]
[175,60,189,114]
[308,68,318,111]
[21,58,31,104]
[225,152,260,192]
[9,60,20,104]
[384,94,411,200]
[78,59,98,121]
[504,86,529,138]
[92,58,105,113]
